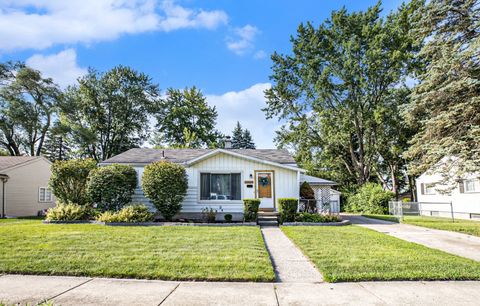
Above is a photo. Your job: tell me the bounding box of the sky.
[0,0,405,148]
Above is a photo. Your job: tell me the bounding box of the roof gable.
[0,156,49,173]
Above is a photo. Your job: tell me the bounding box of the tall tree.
[42,120,73,161]
[241,129,256,149]
[231,121,244,149]
[153,87,219,148]
[61,66,160,161]
[264,2,420,187]
[0,63,61,156]
[404,0,480,183]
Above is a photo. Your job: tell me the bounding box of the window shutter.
[459,180,465,193]
[420,183,425,195]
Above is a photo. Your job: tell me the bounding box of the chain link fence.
[389,201,455,221]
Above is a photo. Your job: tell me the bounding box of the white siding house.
[101,148,305,220]
[416,169,480,220]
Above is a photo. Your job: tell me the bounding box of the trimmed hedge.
[46,202,95,221]
[243,199,260,222]
[142,161,188,221]
[86,164,137,211]
[49,159,97,206]
[278,198,298,223]
[96,204,154,223]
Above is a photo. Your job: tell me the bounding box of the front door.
[256,171,274,209]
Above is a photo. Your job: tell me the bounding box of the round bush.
[49,159,97,206]
[86,164,137,211]
[224,214,233,222]
[346,183,395,214]
[141,161,188,221]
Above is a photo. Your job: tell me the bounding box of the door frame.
[254,170,275,209]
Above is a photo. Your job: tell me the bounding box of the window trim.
[198,171,243,204]
[38,187,53,203]
[464,179,479,193]
[424,183,436,195]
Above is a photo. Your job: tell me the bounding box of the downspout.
[0,174,9,218]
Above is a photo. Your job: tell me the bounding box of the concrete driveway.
[345,215,480,261]
[2,274,480,306]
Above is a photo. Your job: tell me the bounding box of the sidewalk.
[346,215,480,261]
[261,227,323,283]
[1,274,480,306]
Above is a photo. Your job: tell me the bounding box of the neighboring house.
[300,174,340,213]
[0,156,54,217]
[416,169,480,220]
[102,143,333,220]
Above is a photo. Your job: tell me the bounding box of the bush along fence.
[277,197,346,225]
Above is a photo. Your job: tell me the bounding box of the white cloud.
[0,0,228,52]
[254,50,267,60]
[26,49,87,88]
[226,24,259,55]
[206,83,280,148]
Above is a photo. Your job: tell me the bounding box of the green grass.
[282,225,480,282]
[401,216,480,237]
[0,220,274,281]
[361,214,480,237]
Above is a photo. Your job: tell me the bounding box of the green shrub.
[300,182,315,199]
[45,202,94,221]
[294,212,342,223]
[278,198,298,222]
[86,164,137,211]
[202,207,217,223]
[346,183,395,214]
[243,199,260,221]
[224,213,233,222]
[96,204,154,223]
[49,159,97,206]
[141,161,188,221]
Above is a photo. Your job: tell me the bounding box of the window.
[200,173,241,201]
[39,187,52,202]
[424,183,436,195]
[465,179,478,193]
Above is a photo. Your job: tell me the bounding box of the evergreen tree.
[42,121,72,161]
[231,121,244,149]
[404,0,480,183]
[241,129,256,149]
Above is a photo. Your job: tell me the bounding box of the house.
[299,174,340,213]
[416,167,480,220]
[0,156,54,217]
[101,144,336,220]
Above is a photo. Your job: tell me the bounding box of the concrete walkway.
[2,274,480,305]
[346,215,480,261]
[261,227,323,283]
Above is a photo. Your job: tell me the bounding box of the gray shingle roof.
[101,148,297,165]
[0,156,41,172]
[300,174,337,185]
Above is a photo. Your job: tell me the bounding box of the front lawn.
[0,220,274,281]
[282,225,480,282]
[362,214,480,237]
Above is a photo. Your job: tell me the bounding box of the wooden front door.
[256,171,274,209]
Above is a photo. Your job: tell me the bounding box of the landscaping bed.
[42,220,257,226]
[0,220,274,281]
[282,225,480,282]
[283,220,350,226]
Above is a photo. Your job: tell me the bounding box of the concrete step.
[258,211,279,216]
[257,216,278,221]
[258,220,279,227]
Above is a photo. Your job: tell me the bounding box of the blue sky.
[0,0,404,148]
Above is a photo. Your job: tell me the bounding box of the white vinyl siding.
[38,187,52,203]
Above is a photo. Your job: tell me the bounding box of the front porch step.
[258,220,279,227]
[257,216,278,221]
